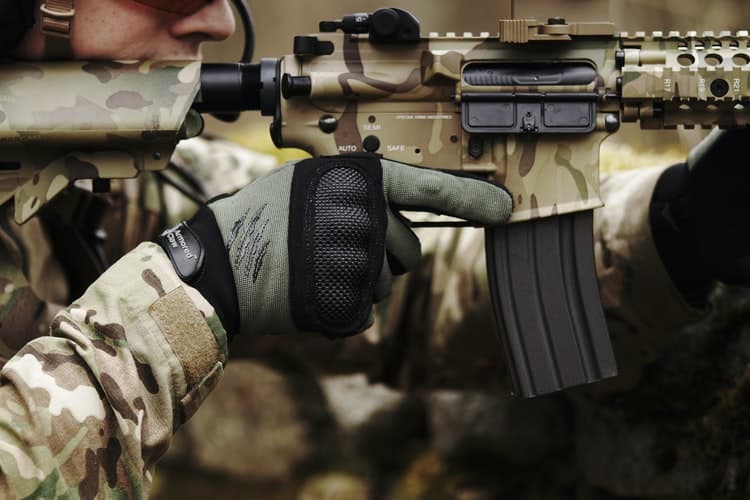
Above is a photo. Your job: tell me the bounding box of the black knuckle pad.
[314,169,369,323]
[289,156,386,337]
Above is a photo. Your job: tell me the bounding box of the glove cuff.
[156,206,240,337]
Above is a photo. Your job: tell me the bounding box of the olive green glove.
[158,154,512,337]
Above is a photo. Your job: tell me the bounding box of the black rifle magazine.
[485,210,617,398]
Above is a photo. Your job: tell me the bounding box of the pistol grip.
[485,210,617,398]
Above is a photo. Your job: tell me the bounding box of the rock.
[322,374,405,432]
[427,391,570,463]
[574,402,706,498]
[164,360,339,482]
[455,489,494,500]
[321,375,429,469]
[572,287,750,498]
[296,473,369,500]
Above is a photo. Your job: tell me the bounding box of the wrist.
[156,205,240,337]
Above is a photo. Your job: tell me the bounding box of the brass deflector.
[499,18,615,43]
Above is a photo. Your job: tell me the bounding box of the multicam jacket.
[0,137,699,497]
[0,138,276,498]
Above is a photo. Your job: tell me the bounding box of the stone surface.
[427,390,570,463]
[574,402,706,498]
[321,374,430,473]
[296,473,369,500]
[573,286,750,499]
[321,374,405,433]
[164,360,338,482]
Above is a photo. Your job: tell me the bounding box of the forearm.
[594,168,702,356]
[0,243,227,497]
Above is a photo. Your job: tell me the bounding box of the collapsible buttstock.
[485,210,617,398]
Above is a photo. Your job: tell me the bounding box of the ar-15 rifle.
[1,8,748,397]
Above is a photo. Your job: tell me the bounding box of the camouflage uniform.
[0,138,276,497]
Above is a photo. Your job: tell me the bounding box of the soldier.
[1,2,748,500]
[0,0,514,496]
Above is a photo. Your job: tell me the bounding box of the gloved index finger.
[381,160,513,226]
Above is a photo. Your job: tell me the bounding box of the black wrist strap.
[156,206,240,338]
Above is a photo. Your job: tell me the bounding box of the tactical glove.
[158,154,513,337]
[650,129,750,306]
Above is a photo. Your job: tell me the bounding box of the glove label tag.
[166,227,198,260]
[157,222,206,284]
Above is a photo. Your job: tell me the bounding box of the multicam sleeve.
[0,242,228,498]
[595,167,703,333]
[593,167,703,388]
[0,212,71,364]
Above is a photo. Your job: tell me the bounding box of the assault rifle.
[1,9,748,397]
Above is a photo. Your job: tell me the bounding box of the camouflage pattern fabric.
[0,137,274,496]
[0,242,227,498]
[0,137,277,361]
